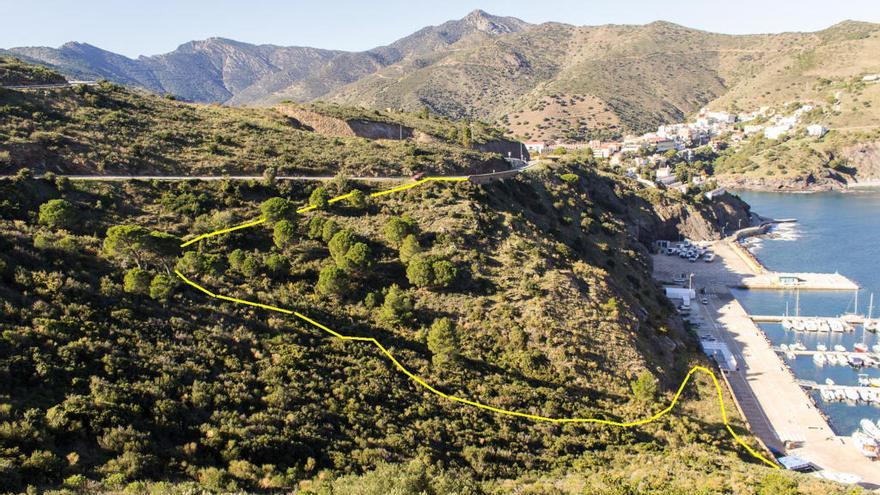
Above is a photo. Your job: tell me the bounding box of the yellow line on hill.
[174,270,778,469]
[174,175,779,470]
[179,177,467,247]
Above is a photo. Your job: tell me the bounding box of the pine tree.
[428,317,458,367]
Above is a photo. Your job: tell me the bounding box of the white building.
[807,124,828,137]
[704,187,727,200]
[862,74,880,82]
[764,125,792,140]
[706,111,736,124]
[524,141,547,154]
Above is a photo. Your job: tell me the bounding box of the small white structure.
[764,125,791,140]
[862,74,880,82]
[704,187,727,201]
[665,287,696,306]
[656,166,672,179]
[524,141,547,154]
[807,124,828,137]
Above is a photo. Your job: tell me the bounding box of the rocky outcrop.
[716,169,852,192]
[648,193,752,242]
[842,140,880,183]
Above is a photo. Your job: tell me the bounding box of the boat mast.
[855,289,859,316]
[796,289,800,317]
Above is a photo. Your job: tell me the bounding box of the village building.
[807,124,828,137]
[524,141,547,154]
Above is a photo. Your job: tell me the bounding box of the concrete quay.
[653,242,880,487]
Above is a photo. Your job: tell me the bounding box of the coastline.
[652,230,880,487]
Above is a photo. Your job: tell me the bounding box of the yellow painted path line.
[174,176,779,469]
[179,177,467,248]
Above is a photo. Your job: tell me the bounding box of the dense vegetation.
[0,62,501,177]
[0,161,855,494]
[0,57,66,86]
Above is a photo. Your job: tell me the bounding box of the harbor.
[653,229,880,486]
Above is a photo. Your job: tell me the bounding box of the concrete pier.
[653,242,880,486]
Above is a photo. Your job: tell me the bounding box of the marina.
[653,239,880,486]
[800,381,880,405]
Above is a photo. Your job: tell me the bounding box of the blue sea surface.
[733,189,880,434]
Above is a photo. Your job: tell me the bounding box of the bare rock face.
[843,140,880,183]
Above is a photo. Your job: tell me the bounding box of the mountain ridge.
[4,12,880,139]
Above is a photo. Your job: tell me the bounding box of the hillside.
[2,157,855,494]
[6,13,880,142]
[0,58,505,177]
[0,56,66,86]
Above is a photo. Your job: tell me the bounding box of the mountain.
[4,13,880,141]
[1,10,530,106]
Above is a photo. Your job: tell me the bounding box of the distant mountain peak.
[461,9,528,35]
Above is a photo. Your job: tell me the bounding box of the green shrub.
[309,186,330,209]
[265,253,288,274]
[432,260,457,288]
[273,219,296,249]
[377,284,413,326]
[123,268,151,295]
[406,255,434,288]
[343,242,373,274]
[328,229,356,266]
[347,189,368,209]
[317,265,347,297]
[384,216,415,247]
[38,199,77,230]
[308,216,326,239]
[428,318,459,367]
[149,274,176,301]
[321,219,340,243]
[630,371,657,403]
[398,234,421,264]
[260,197,293,221]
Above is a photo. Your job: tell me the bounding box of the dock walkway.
[653,242,880,486]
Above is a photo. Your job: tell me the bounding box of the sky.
[3,0,880,57]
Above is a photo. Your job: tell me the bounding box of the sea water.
[733,189,880,435]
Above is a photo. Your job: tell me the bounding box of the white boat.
[829,320,844,332]
[873,344,880,353]
[805,319,819,332]
[846,388,861,401]
[792,342,806,351]
[780,343,789,351]
[792,319,806,331]
[782,318,793,330]
[826,378,836,386]
[859,374,871,386]
[786,351,796,360]
[817,344,827,352]
[820,388,835,401]
[834,344,847,352]
[827,354,839,365]
[853,431,879,458]
[813,353,827,365]
[818,320,831,332]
